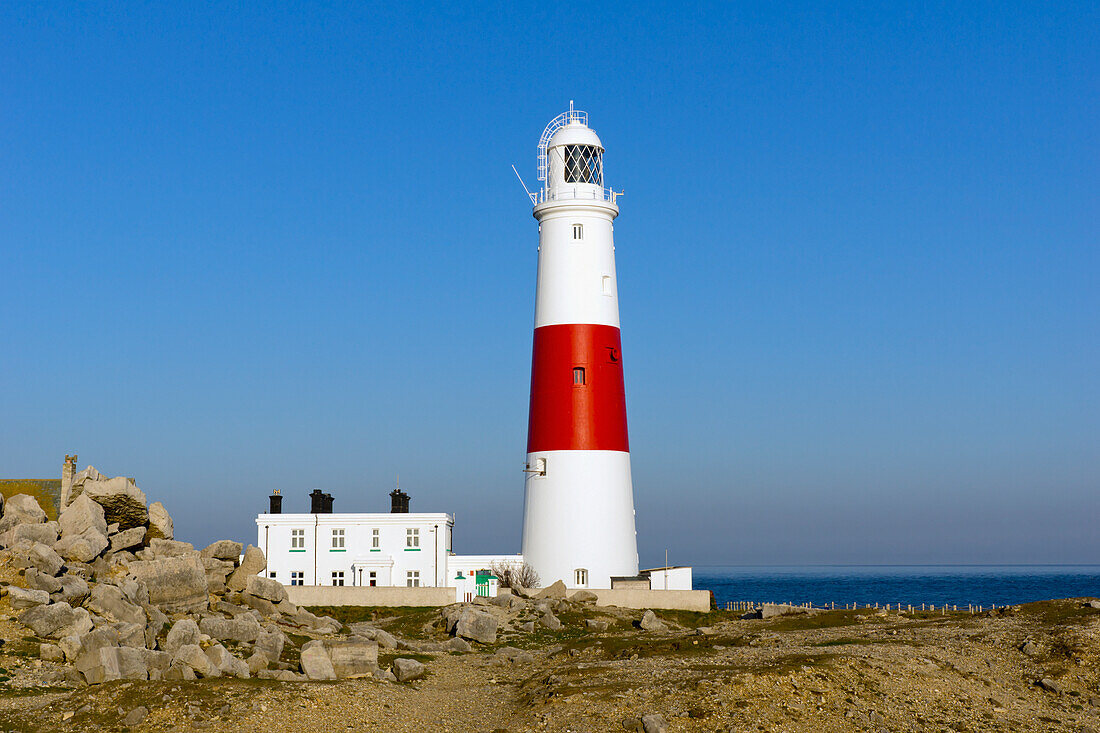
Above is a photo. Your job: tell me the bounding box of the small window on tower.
[573,367,586,385]
[573,224,583,240]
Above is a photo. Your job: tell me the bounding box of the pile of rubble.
[0,466,419,684]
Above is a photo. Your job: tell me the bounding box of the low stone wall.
[571,589,711,612]
[285,585,710,611]
[286,585,456,607]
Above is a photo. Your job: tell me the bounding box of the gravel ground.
[3,587,1100,732]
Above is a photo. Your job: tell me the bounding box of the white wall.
[257,512,452,588]
[645,566,693,591]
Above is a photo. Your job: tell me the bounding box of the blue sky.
[2,2,1097,566]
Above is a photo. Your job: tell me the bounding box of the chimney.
[61,454,77,508]
[390,488,410,514]
[269,490,282,514]
[310,489,334,514]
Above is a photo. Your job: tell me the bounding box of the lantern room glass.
[563,144,603,185]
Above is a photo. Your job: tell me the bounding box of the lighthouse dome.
[544,119,605,189]
[547,121,604,151]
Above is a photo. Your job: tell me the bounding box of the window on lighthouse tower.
[573,224,583,240]
[573,367,586,385]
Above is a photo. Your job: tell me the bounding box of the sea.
[695,565,1100,609]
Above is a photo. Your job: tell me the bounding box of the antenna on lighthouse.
[511,164,536,204]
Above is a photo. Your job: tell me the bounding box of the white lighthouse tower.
[520,105,639,589]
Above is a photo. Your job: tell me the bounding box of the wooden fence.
[723,601,1001,614]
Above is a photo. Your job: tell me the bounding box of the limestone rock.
[0,494,47,531]
[205,643,250,678]
[349,624,397,649]
[65,465,103,506]
[246,575,288,603]
[144,605,168,648]
[20,602,94,639]
[140,648,172,676]
[59,494,107,540]
[123,707,149,727]
[87,584,146,626]
[109,526,146,553]
[39,642,65,662]
[300,641,337,680]
[639,610,667,632]
[79,645,149,683]
[537,580,568,599]
[165,619,201,655]
[238,592,279,617]
[81,476,148,530]
[201,540,243,561]
[540,612,563,630]
[641,714,668,733]
[253,628,287,662]
[760,603,812,619]
[148,538,197,558]
[163,663,196,681]
[494,646,535,665]
[571,589,599,603]
[199,615,263,643]
[1038,677,1063,695]
[444,637,472,652]
[126,555,208,613]
[1088,600,1100,610]
[453,608,498,644]
[52,574,90,606]
[227,545,265,591]
[8,586,50,609]
[6,521,60,547]
[53,530,109,563]
[25,567,63,594]
[392,657,426,682]
[323,637,379,678]
[172,643,221,678]
[146,501,173,540]
[586,618,610,632]
[27,542,64,575]
[247,651,269,674]
[113,621,147,648]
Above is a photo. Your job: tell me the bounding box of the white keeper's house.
[256,488,522,590]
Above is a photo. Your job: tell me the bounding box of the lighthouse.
[520,105,639,589]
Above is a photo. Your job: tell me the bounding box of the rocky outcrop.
[19,602,94,639]
[126,555,208,613]
[639,610,667,631]
[227,544,265,591]
[109,526,146,552]
[450,607,499,644]
[54,494,109,562]
[79,477,148,530]
[300,641,338,680]
[392,657,426,682]
[323,637,379,678]
[146,501,173,540]
[201,540,243,560]
[0,493,48,532]
[0,470,382,687]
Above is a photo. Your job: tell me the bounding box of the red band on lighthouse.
[527,323,629,453]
